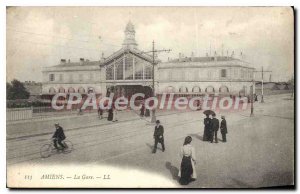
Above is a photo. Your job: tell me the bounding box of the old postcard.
[6,6,294,188]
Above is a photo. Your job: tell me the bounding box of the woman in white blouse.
[178,136,197,185]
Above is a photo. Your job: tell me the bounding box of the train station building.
[42,21,255,100]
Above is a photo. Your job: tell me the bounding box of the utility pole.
[254,67,271,103]
[138,40,171,123]
[261,66,264,103]
[250,79,254,116]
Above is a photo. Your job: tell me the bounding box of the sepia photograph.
[6,6,294,188]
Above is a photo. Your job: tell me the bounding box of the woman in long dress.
[178,136,197,185]
[203,114,211,141]
[107,107,113,121]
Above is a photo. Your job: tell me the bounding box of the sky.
[6,6,294,82]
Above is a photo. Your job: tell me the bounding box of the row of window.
[48,73,96,82]
[48,87,95,94]
[165,85,230,93]
[106,55,153,80]
[162,68,253,81]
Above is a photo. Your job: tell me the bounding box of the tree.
[6,79,30,100]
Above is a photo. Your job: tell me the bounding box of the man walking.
[220,116,228,142]
[211,113,219,143]
[152,120,165,153]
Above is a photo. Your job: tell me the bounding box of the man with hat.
[152,120,165,153]
[220,116,228,142]
[210,113,219,143]
[52,123,66,150]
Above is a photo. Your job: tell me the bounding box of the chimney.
[68,59,71,63]
[214,51,217,61]
[231,51,235,58]
[101,52,105,60]
[191,52,195,61]
[179,53,182,62]
[60,59,66,64]
[80,58,84,65]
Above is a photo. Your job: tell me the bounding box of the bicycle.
[40,139,74,158]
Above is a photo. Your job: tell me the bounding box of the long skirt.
[107,112,113,121]
[178,156,196,185]
[145,109,150,117]
[203,128,209,141]
[113,110,118,121]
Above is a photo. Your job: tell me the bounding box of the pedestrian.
[152,120,165,153]
[140,102,145,117]
[220,116,228,142]
[178,136,197,185]
[145,108,150,117]
[254,93,258,101]
[210,113,219,143]
[113,107,118,122]
[98,106,103,119]
[203,114,211,141]
[107,106,113,121]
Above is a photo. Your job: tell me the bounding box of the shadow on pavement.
[188,133,203,141]
[146,143,163,152]
[165,161,179,181]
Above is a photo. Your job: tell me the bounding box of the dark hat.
[212,113,216,117]
[221,116,225,119]
[156,120,160,124]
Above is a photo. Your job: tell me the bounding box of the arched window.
[49,87,56,94]
[179,86,188,93]
[192,86,201,93]
[205,86,215,93]
[68,87,75,93]
[88,87,95,94]
[58,87,65,93]
[219,86,229,93]
[78,87,85,94]
[165,86,175,93]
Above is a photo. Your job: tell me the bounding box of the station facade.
[42,21,255,100]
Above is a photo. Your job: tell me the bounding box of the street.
[7,93,294,188]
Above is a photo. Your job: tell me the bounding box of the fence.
[6,107,33,121]
[6,106,98,122]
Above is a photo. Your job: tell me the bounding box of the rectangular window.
[208,71,212,79]
[144,66,153,79]
[125,55,133,80]
[221,69,227,78]
[234,69,238,77]
[134,60,143,80]
[90,72,94,81]
[79,74,83,82]
[49,74,55,81]
[59,74,63,81]
[106,66,114,80]
[69,74,73,82]
[168,71,172,80]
